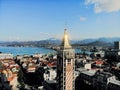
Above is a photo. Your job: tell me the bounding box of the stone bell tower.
[57,29,75,90]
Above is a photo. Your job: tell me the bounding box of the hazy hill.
[0,37,120,47]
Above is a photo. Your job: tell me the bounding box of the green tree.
[17,69,25,88]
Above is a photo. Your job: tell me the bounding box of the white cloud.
[80,16,87,21]
[85,0,120,13]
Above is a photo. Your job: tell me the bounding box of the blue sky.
[0,0,120,41]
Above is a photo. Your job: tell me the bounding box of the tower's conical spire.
[61,29,72,49]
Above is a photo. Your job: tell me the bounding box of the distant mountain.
[46,38,61,45]
[97,37,120,43]
[0,37,120,47]
[75,39,97,44]
[0,38,61,47]
[85,40,113,47]
[75,37,120,44]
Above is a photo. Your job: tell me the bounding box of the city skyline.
[0,0,120,41]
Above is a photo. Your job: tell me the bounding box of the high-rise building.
[114,41,120,50]
[57,29,75,90]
